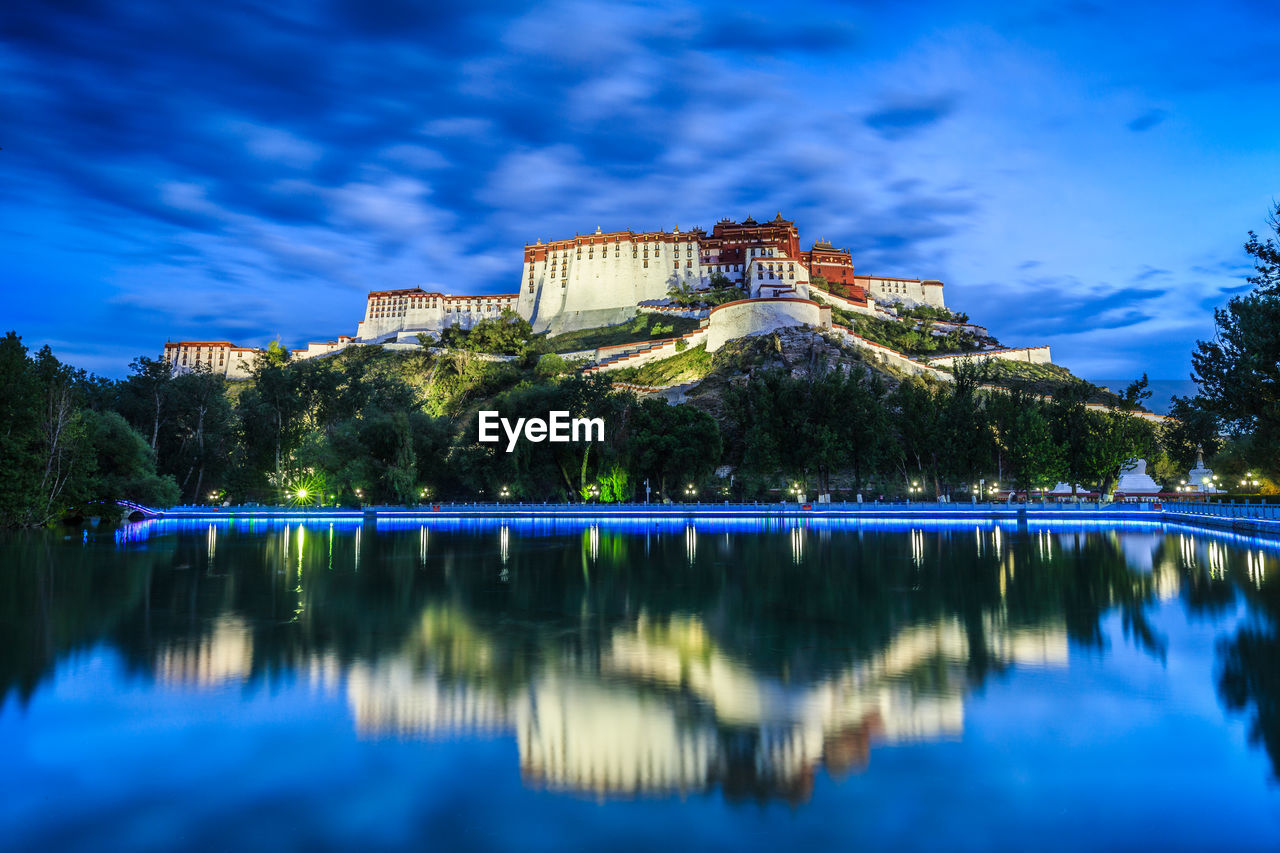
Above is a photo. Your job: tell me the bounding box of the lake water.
[3,518,1280,851]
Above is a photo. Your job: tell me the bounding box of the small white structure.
[1115,459,1161,495]
[1187,449,1221,493]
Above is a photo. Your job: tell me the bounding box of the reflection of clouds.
[339,611,1067,801]
[156,616,252,689]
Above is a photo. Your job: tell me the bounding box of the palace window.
[643,259,648,268]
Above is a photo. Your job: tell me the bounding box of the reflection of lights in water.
[588,525,600,563]
[206,523,217,564]
[1151,559,1181,601]
[294,524,306,621]
[975,526,983,558]
[993,526,1002,562]
[328,522,334,571]
[1247,550,1266,587]
[1179,534,1197,570]
[1037,530,1052,561]
[354,525,362,571]
[792,527,805,564]
[910,529,924,567]
[1208,541,1225,579]
[685,525,696,563]
[500,525,510,566]
[419,525,428,565]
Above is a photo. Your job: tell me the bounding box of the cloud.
[1,0,1275,379]
[864,97,956,139]
[1132,265,1171,282]
[1127,108,1169,131]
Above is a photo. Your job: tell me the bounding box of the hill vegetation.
[542,313,701,352]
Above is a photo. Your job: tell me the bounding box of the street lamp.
[684,483,697,501]
[499,485,511,500]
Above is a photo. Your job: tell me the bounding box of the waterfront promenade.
[125,500,1280,538]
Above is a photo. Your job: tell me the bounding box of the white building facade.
[517,227,705,333]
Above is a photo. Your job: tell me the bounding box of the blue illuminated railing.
[1165,501,1280,519]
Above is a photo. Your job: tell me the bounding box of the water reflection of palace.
[338,611,1066,801]
[134,519,1280,801]
[156,616,254,689]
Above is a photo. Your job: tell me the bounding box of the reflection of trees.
[12,521,1278,796]
[1219,624,1280,778]
[0,533,161,704]
[1208,542,1280,780]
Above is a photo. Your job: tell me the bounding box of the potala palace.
[162,213,1050,381]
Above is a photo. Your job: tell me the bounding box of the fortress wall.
[588,327,711,373]
[519,236,704,333]
[829,325,952,380]
[857,276,946,310]
[813,287,877,317]
[704,298,827,352]
[928,346,1052,367]
[637,304,709,320]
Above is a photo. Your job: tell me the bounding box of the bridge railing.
[1165,501,1280,519]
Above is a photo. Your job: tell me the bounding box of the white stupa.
[1187,448,1220,493]
[1115,459,1161,495]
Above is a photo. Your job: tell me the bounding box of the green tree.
[0,332,43,524]
[1161,395,1222,473]
[117,356,173,450]
[939,361,996,494]
[1083,377,1156,496]
[1192,204,1280,470]
[1050,380,1100,496]
[990,387,1065,496]
[889,377,945,496]
[630,398,721,499]
[83,410,180,507]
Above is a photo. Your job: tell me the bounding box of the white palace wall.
[928,346,1052,368]
[518,235,704,334]
[704,298,830,352]
[358,291,520,342]
[857,277,946,309]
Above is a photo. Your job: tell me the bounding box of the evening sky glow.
[2,0,1278,378]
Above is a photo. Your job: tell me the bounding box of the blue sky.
[2,0,1278,379]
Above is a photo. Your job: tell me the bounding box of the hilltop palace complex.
[164,213,1048,381]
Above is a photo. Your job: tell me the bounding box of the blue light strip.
[113,503,1280,544]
